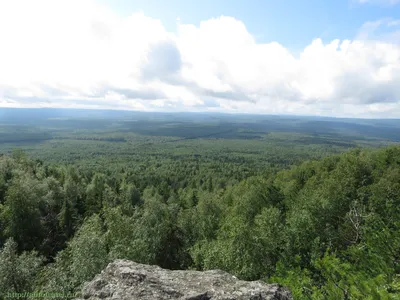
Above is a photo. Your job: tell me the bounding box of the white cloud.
[357,18,400,42]
[0,0,400,117]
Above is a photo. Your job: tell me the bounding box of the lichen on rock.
[76,260,292,300]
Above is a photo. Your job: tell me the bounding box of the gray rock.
[76,260,292,300]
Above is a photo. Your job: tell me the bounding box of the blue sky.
[99,0,400,49]
[0,0,400,117]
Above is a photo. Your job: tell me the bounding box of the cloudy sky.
[0,0,400,117]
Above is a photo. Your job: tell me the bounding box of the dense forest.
[1,145,400,299]
[1,110,400,299]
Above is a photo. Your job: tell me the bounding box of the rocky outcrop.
[77,260,292,300]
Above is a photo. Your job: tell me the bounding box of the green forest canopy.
[0,145,400,299]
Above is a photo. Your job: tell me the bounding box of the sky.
[0,0,400,118]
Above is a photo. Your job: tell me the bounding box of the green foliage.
[84,174,105,216]
[68,214,108,287]
[190,181,284,280]
[270,258,316,299]
[2,172,44,252]
[0,238,44,294]
[0,135,400,298]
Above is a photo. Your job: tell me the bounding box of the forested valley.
[1,109,400,299]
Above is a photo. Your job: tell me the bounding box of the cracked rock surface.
[76,260,292,300]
